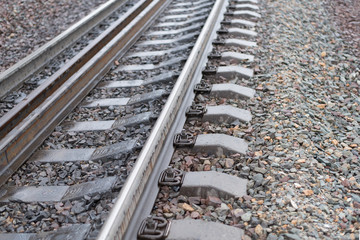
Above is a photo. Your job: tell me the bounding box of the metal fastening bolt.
[217,28,229,34]
[173,130,196,147]
[221,20,231,26]
[194,81,212,94]
[185,102,207,118]
[208,51,221,59]
[213,38,225,45]
[137,216,171,240]
[202,65,217,75]
[158,168,184,186]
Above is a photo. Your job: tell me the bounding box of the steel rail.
[0,0,169,187]
[97,0,228,238]
[0,0,129,98]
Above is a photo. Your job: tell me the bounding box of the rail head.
[97,0,229,239]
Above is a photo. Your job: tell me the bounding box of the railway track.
[0,0,261,239]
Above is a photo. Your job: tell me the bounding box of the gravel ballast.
[240,0,359,238]
[250,0,359,238]
[324,0,360,58]
[0,0,108,72]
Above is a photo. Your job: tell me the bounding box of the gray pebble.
[241,212,252,222]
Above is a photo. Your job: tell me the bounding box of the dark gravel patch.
[0,0,108,72]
